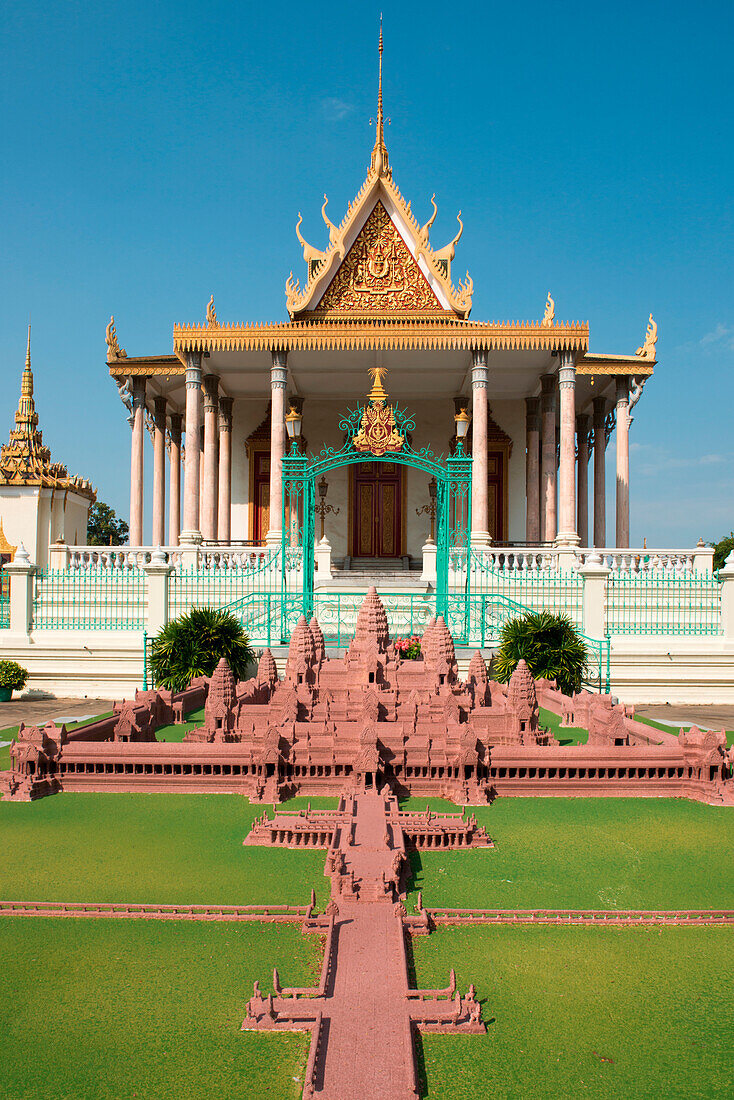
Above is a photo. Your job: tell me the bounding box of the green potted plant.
[0,660,29,702]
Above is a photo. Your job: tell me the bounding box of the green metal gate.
[281,398,472,628]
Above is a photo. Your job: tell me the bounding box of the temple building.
[107,33,656,567]
[0,327,95,568]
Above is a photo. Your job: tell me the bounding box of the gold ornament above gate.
[352,368,404,456]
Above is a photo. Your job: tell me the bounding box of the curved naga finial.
[285,271,302,310]
[541,292,555,327]
[295,212,327,268]
[321,196,344,256]
[636,313,658,360]
[433,212,464,265]
[105,316,127,361]
[455,272,474,313]
[417,194,438,250]
[206,295,217,327]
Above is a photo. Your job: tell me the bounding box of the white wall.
[0,486,91,568]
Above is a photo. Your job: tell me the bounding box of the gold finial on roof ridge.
[635,313,658,360]
[541,292,555,327]
[370,16,390,178]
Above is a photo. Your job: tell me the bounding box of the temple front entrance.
[351,462,403,558]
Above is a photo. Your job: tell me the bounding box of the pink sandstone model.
[2,587,732,805]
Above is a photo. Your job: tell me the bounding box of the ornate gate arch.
[281,374,472,625]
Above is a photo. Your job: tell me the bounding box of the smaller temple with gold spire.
[0,327,96,567]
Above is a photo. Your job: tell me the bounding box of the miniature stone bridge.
[241,793,487,1099]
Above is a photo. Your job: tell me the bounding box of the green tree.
[149,607,255,692]
[87,502,129,546]
[493,610,588,697]
[710,532,734,572]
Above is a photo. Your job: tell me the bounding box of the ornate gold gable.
[284,29,473,321]
[315,202,443,317]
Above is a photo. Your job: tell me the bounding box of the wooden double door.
[351,463,403,558]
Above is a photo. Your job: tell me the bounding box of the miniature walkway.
[242,793,484,1100]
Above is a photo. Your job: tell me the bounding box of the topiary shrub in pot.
[0,660,29,702]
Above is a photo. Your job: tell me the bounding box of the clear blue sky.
[1,0,732,546]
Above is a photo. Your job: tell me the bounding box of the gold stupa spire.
[16,324,39,437]
[370,17,390,177]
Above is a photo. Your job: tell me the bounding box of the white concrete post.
[4,544,36,640]
[718,551,734,638]
[421,540,438,586]
[579,553,610,639]
[314,536,333,581]
[48,540,70,570]
[144,549,174,635]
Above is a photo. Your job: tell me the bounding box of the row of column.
[131,346,630,548]
[127,365,233,547]
[521,364,630,549]
[176,350,286,548]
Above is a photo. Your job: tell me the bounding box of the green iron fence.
[224,587,611,693]
[606,571,722,636]
[33,567,146,630]
[467,552,584,628]
[0,568,9,628]
[168,550,281,620]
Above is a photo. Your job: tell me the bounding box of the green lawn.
[154,705,206,742]
[413,925,734,1099]
[539,705,588,745]
[0,916,319,1100]
[0,793,337,907]
[402,797,734,910]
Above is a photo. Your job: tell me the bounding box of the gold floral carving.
[353,367,405,456]
[316,202,443,315]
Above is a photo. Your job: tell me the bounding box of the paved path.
[634,704,734,731]
[0,697,113,732]
[317,795,415,1098]
[243,792,484,1098]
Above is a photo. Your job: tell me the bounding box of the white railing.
[470,546,714,576]
[573,548,714,575]
[53,545,280,572]
[53,542,714,578]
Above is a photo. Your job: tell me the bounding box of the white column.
[168,413,182,547]
[615,375,630,548]
[593,396,607,548]
[525,397,541,543]
[181,351,202,544]
[202,374,219,541]
[152,396,166,547]
[576,413,591,548]
[556,349,579,546]
[129,378,146,547]
[540,374,557,542]
[470,348,490,546]
[217,397,233,542]
[267,350,288,546]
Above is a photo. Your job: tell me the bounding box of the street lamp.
[315,475,340,540]
[285,405,303,454]
[454,407,471,455]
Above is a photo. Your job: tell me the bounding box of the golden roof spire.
[370,16,390,177]
[17,324,38,432]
